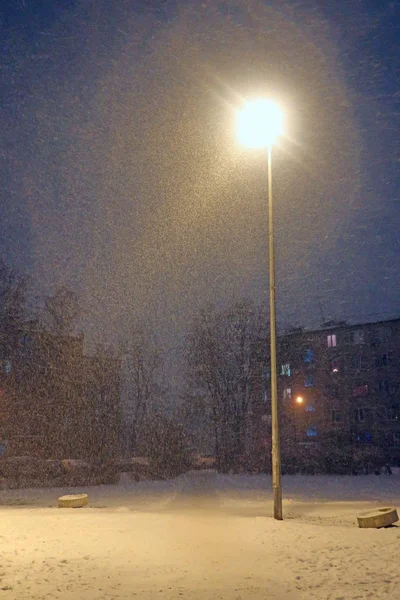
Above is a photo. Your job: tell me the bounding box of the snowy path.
[0,472,399,599]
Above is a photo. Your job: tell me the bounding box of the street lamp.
[236,98,284,521]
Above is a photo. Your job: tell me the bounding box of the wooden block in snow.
[58,494,89,508]
[357,507,398,529]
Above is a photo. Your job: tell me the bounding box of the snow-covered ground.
[0,472,399,599]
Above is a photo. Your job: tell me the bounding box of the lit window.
[355,431,372,444]
[2,360,12,374]
[327,334,337,348]
[306,404,316,412]
[331,410,341,422]
[306,426,317,437]
[283,387,292,400]
[281,363,291,376]
[304,374,314,387]
[304,348,314,363]
[331,359,339,373]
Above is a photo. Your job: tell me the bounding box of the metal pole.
[268,145,283,520]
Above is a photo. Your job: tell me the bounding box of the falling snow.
[1,1,400,597]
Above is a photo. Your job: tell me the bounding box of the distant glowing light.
[236,99,284,148]
[296,396,304,404]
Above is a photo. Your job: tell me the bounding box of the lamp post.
[236,99,284,520]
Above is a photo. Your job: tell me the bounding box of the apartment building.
[277,318,400,471]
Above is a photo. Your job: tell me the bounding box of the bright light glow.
[236,99,284,148]
[296,396,304,404]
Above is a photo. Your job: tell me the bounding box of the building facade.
[277,318,400,472]
[0,323,121,460]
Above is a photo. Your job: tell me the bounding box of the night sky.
[1,0,400,355]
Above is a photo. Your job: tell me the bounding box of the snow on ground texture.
[0,472,399,600]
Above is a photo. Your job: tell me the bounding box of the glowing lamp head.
[236,99,284,148]
[296,396,304,405]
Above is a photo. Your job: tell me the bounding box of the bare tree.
[186,301,268,470]
[42,286,79,335]
[122,329,163,453]
[0,257,27,335]
[0,258,27,448]
[138,412,191,478]
[85,344,121,462]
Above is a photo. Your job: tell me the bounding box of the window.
[377,380,390,393]
[306,426,317,437]
[261,414,272,426]
[376,380,396,394]
[19,334,33,351]
[304,374,314,387]
[1,360,12,374]
[393,433,400,447]
[385,406,399,421]
[331,359,339,373]
[355,432,372,444]
[331,410,341,422]
[382,352,393,367]
[349,330,365,345]
[283,387,292,400]
[376,352,394,367]
[351,356,368,370]
[353,384,369,397]
[306,404,316,412]
[328,384,339,398]
[304,348,314,363]
[355,408,365,422]
[281,363,291,376]
[372,327,390,344]
[327,334,336,348]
